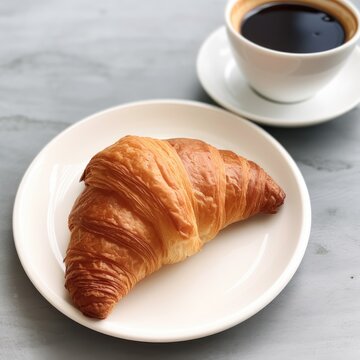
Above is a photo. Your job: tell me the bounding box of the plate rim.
[12,99,311,342]
[196,26,360,128]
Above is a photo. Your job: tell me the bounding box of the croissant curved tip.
[77,302,114,320]
[68,293,116,319]
[65,281,118,319]
[261,175,286,214]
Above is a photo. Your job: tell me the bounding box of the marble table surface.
[1,0,359,359]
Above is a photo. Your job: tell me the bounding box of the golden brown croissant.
[64,135,285,319]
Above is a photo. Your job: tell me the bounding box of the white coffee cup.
[225,0,360,103]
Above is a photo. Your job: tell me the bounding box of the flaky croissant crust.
[65,136,285,318]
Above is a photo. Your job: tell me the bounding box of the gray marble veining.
[1,1,359,359]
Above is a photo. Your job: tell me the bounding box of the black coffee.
[241,3,345,53]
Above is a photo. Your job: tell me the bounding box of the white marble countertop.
[1,0,359,359]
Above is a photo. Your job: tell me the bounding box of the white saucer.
[13,100,310,342]
[197,27,360,127]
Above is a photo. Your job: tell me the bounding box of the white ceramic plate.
[13,100,311,342]
[197,27,360,127]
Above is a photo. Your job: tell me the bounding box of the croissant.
[64,135,285,319]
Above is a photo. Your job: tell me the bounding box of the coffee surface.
[241,3,345,53]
